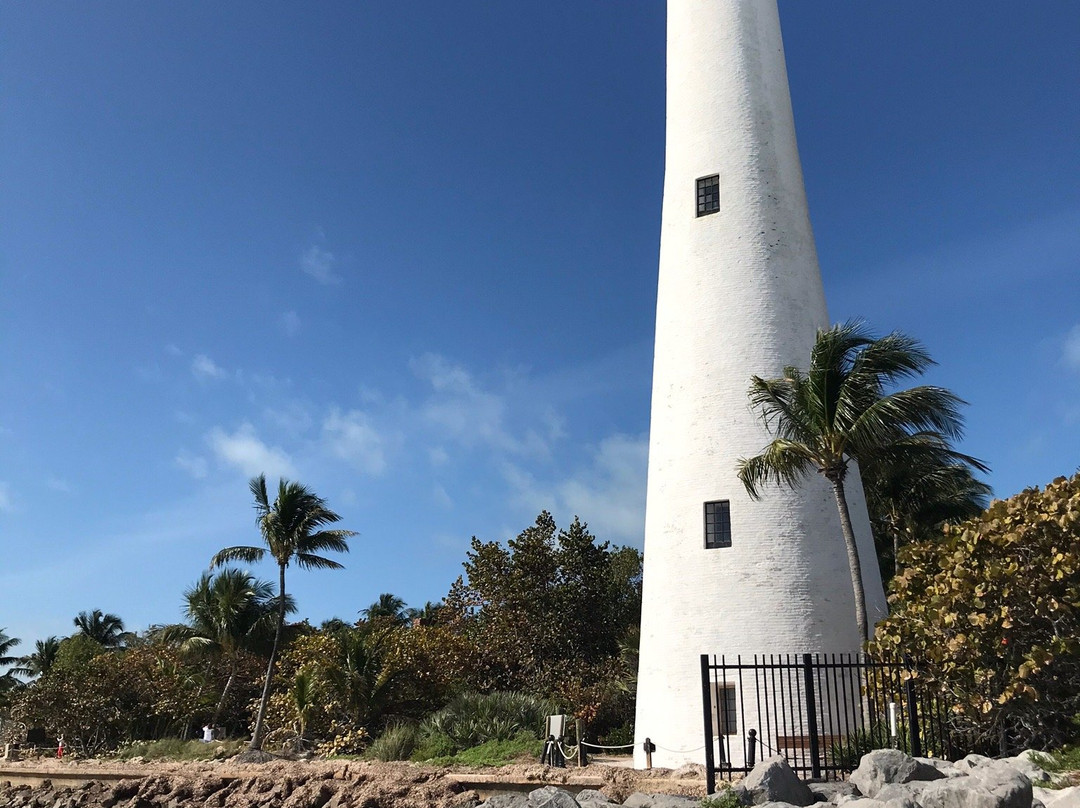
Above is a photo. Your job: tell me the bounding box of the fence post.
[747,728,757,767]
[802,653,821,779]
[904,668,922,758]
[701,654,716,794]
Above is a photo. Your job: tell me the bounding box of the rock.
[671,764,707,780]
[484,794,529,808]
[850,750,946,798]
[958,756,994,771]
[743,757,815,807]
[918,762,1032,808]
[808,781,857,803]
[622,794,700,808]
[528,787,579,808]
[575,791,612,804]
[1034,786,1080,808]
[918,759,963,779]
[1001,751,1053,784]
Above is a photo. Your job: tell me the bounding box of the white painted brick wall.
[634,0,887,769]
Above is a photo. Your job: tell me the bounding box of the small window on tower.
[696,174,720,217]
[704,500,731,548]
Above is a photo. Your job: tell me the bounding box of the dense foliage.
[445,512,641,732]
[871,473,1080,753]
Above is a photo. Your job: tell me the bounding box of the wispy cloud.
[503,433,648,545]
[46,477,73,494]
[301,245,341,285]
[175,450,209,480]
[322,408,386,475]
[411,353,550,459]
[1062,325,1080,372]
[192,354,229,381]
[280,310,302,337]
[208,423,297,479]
[0,482,12,512]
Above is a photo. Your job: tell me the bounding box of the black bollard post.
[747,729,757,767]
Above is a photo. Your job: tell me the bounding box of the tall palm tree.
[161,569,293,725]
[10,636,61,679]
[362,593,407,625]
[862,437,991,580]
[211,474,355,751]
[73,609,126,647]
[737,321,980,643]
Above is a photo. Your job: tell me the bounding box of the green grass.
[700,788,743,808]
[1032,747,1080,775]
[425,732,543,767]
[114,737,245,761]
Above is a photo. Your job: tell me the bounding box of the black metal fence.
[700,653,963,792]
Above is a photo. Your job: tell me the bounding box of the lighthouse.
[634,0,887,768]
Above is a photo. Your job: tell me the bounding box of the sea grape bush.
[871,473,1080,752]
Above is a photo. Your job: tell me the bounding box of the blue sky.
[2,2,1078,651]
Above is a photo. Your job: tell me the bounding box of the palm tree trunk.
[829,479,870,645]
[248,563,286,751]
[211,668,236,727]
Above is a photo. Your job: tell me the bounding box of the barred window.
[710,682,738,736]
[696,174,720,216]
[704,500,731,549]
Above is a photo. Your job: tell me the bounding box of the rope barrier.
[557,742,579,759]
[581,741,635,750]
[653,742,707,753]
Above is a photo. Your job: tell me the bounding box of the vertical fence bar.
[701,654,716,794]
[905,659,922,758]
[738,655,747,776]
[802,653,821,779]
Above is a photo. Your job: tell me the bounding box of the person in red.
[56,736,64,759]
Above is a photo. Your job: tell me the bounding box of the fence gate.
[700,654,960,793]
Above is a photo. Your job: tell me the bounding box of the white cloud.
[280,311,301,337]
[322,409,386,475]
[208,423,297,479]
[0,482,12,512]
[301,245,341,285]
[432,484,453,508]
[411,353,548,458]
[165,343,183,357]
[1063,325,1080,371]
[175,450,209,479]
[192,354,228,381]
[503,433,649,545]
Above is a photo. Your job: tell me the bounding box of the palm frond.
[737,440,816,499]
[210,545,266,568]
[294,552,345,570]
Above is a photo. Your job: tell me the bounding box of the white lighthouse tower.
[634,0,886,769]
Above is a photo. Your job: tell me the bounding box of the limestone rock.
[850,750,946,798]
[485,795,529,808]
[1001,751,1053,784]
[622,794,700,808]
[575,791,611,804]
[808,781,857,803]
[528,787,578,808]
[919,762,1032,808]
[743,757,814,807]
[1034,786,1080,808]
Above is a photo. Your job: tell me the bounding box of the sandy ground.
[0,755,709,805]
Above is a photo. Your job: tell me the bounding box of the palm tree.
[73,609,126,647]
[861,438,991,580]
[362,593,407,625]
[211,474,355,751]
[0,629,20,667]
[737,321,979,643]
[10,636,61,679]
[161,569,293,725]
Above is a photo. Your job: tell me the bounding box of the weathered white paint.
[634,0,887,769]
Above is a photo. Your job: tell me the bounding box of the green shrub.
[422,691,555,751]
[366,723,420,762]
[411,730,456,762]
[427,732,542,767]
